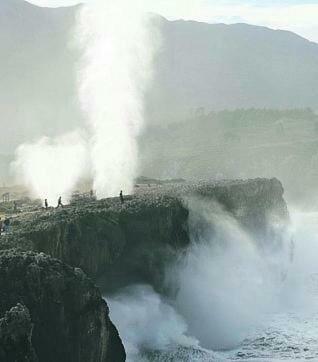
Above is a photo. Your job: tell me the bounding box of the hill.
[0,0,80,153]
[150,19,318,123]
[140,108,318,204]
[1,1,318,152]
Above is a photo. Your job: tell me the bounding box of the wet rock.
[0,249,125,362]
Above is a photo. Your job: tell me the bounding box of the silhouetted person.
[45,199,48,210]
[120,190,124,204]
[3,218,10,233]
[57,196,63,208]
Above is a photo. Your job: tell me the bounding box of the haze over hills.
[2,0,318,152]
[2,3,318,361]
[150,18,318,123]
[0,0,80,153]
[2,0,318,197]
[140,108,318,204]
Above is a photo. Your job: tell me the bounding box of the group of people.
[44,196,63,210]
[44,191,125,210]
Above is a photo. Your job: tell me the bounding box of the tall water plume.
[13,0,158,202]
[76,0,158,198]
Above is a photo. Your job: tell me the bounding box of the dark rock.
[0,178,288,361]
[0,303,38,362]
[0,249,125,362]
[2,178,288,291]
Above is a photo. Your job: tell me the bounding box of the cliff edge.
[3,178,289,291]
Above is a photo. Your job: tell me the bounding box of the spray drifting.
[14,0,158,201]
[76,0,158,198]
[13,132,87,205]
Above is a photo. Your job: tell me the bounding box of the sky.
[25,0,318,43]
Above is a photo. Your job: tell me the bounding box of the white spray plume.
[76,0,159,198]
[167,198,283,351]
[14,0,158,201]
[13,131,88,205]
[107,284,199,361]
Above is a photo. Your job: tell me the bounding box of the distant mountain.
[140,108,318,204]
[1,0,318,152]
[0,0,80,152]
[149,19,318,123]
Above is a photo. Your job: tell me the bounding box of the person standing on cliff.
[57,196,63,208]
[120,190,124,204]
[44,199,48,210]
[3,218,10,233]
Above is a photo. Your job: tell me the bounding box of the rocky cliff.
[0,303,37,362]
[4,178,289,291]
[0,178,289,360]
[0,249,125,362]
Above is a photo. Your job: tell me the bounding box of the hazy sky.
[25,0,318,42]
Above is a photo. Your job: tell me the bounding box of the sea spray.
[76,0,159,198]
[278,209,318,309]
[167,198,280,350]
[12,131,88,205]
[106,197,290,359]
[13,0,159,201]
[107,284,199,361]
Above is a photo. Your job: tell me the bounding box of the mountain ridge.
[1,0,318,150]
[147,16,318,123]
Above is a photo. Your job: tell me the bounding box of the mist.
[12,131,88,205]
[4,1,318,206]
[3,2,318,362]
[167,198,291,351]
[105,194,318,361]
[76,0,159,198]
[105,197,305,360]
[13,0,159,201]
[107,285,199,360]
[140,109,318,206]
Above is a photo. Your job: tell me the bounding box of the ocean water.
[109,287,318,361]
[220,310,318,361]
[107,210,318,362]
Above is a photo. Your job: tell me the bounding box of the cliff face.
[6,178,288,291]
[191,178,288,244]
[0,249,125,362]
[8,196,190,289]
[0,178,288,360]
